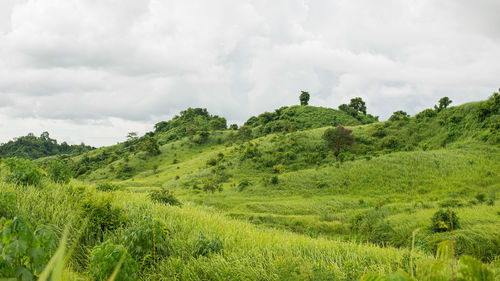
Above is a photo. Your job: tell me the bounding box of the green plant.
[192,234,223,257]
[0,217,58,280]
[431,209,460,233]
[149,189,181,206]
[270,176,279,185]
[3,157,44,186]
[96,182,120,192]
[122,218,171,267]
[238,179,251,192]
[45,160,72,184]
[80,195,126,242]
[0,192,16,219]
[89,240,138,281]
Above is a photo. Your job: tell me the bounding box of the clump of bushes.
[149,189,181,206]
[3,157,44,186]
[431,209,460,233]
[122,218,171,267]
[89,240,138,281]
[96,182,120,192]
[0,192,16,219]
[80,195,127,242]
[44,159,71,184]
[0,217,58,280]
[193,234,223,257]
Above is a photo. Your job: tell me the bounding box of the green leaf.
[14,266,33,281]
[6,239,28,258]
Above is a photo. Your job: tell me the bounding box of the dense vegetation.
[0,131,94,159]
[1,92,499,280]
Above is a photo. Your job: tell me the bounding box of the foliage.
[192,234,223,257]
[153,108,227,142]
[96,182,120,192]
[44,160,71,184]
[299,91,310,106]
[229,124,238,130]
[192,131,210,145]
[89,240,138,281]
[389,110,410,122]
[323,126,354,159]
[237,179,251,191]
[435,97,452,112]
[80,195,127,242]
[431,209,460,233]
[149,189,181,206]
[122,218,171,267]
[0,217,58,281]
[0,192,16,219]
[0,131,93,160]
[3,157,44,186]
[139,136,160,156]
[236,126,253,141]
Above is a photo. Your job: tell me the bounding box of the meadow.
[1,93,499,280]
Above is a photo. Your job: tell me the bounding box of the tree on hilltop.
[299,91,310,106]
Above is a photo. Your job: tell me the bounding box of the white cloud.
[0,0,499,146]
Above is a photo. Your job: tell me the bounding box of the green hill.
[0,131,94,159]
[1,92,500,280]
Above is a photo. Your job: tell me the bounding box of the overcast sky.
[1,0,499,147]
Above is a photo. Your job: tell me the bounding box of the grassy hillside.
[2,92,500,280]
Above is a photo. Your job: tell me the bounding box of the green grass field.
[1,94,500,280]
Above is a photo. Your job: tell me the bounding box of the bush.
[206,158,217,166]
[238,179,251,192]
[0,192,16,219]
[149,189,181,206]
[3,157,44,186]
[431,209,460,233]
[193,234,223,257]
[89,240,138,281]
[96,182,120,192]
[80,195,127,242]
[45,160,71,184]
[270,176,279,185]
[122,218,171,267]
[0,217,58,280]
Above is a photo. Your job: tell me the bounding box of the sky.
[0,0,499,147]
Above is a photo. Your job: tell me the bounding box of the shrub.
[80,195,127,242]
[44,160,72,184]
[238,179,251,192]
[122,218,171,267]
[3,157,44,186]
[89,240,138,281]
[96,182,120,192]
[0,217,58,280]
[193,234,223,257]
[270,176,279,185]
[475,192,487,203]
[431,209,460,233]
[0,192,16,219]
[206,158,217,166]
[149,189,181,206]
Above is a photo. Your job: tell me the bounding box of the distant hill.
[0,132,94,159]
[244,105,378,136]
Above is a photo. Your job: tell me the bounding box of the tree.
[299,91,310,106]
[236,126,252,141]
[229,124,238,130]
[435,97,452,112]
[349,97,367,115]
[389,110,410,122]
[209,118,227,131]
[322,126,354,160]
[126,132,138,141]
[139,136,160,155]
